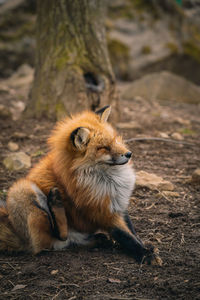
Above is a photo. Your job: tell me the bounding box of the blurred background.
[1,0,200,82]
[1,0,200,120]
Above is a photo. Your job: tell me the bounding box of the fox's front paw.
[47,187,63,208]
[47,188,68,241]
[142,244,163,266]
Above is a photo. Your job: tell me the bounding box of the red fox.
[0,106,162,265]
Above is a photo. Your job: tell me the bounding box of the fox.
[0,106,162,265]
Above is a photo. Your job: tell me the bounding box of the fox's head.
[49,106,135,206]
[70,106,132,168]
[49,106,132,170]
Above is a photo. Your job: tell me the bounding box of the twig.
[181,233,185,245]
[60,283,80,288]
[51,289,64,300]
[7,262,16,270]
[145,203,155,210]
[157,190,172,202]
[8,280,15,287]
[125,137,195,145]
[68,297,77,300]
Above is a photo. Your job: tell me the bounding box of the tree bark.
[26,0,119,120]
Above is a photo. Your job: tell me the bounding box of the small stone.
[191,168,200,184]
[158,132,169,139]
[136,171,174,191]
[51,270,58,275]
[171,132,184,141]
[3,152,31,171]
[8,141,19,152]
[10,101,26,121]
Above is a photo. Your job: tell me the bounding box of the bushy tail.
[0,206,25,252]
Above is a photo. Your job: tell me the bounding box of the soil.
[0,91,200,299]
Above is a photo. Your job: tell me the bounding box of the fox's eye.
[97,146,110,151]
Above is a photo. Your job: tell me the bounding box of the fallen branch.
[125,137,195,145]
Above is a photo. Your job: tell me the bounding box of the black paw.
[47,188,67,241]
[88,233,113,249]
[47,188,63,208]
[142,244,163,266]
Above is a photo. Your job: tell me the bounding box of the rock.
[0,104,12,119]
[136,171,174,191]
[0,64,33,120]
[109,19,177,80]
[158,132,169,139]
[8,141,19,152]
[122,71,200,104]
[51,270,58,275]
[191,168,200,184]
[116,121,141,129]
[3,152,31,171]
[6,64,34,89]
[174,117,191,126]
[171,132,184,141]
[10,101,26,121]
[108,4,200,83]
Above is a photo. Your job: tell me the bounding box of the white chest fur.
[77,163,135,213]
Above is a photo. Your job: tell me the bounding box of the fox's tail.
[0,205,25,252]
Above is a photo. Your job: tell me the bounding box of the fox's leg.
[27,209,55,254]
[7,179,67,254]
[27,185,69,252]
[124,211,137,235]
[47,188,68,241]
[30,186,70,252]
[110,215,162,265]
[123,211,144,247]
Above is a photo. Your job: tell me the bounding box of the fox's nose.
[125,151,132,159]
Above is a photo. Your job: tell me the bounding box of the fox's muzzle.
[108,151,132,165]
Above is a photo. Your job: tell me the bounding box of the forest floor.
[0,87,200,300]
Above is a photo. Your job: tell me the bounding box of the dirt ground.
[0,91,200,299]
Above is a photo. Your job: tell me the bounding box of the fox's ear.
[70,127,90,150]
[95,105,111,122]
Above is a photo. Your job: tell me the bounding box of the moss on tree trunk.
[26,0,119,120]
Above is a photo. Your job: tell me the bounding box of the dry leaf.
[12,284,27,291]
[107,278,121,284]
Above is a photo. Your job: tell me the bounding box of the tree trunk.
[26,0,119,121]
